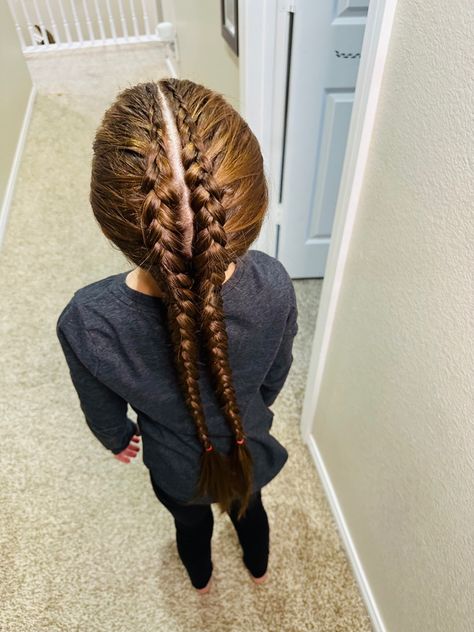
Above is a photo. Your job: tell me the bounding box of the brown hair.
[90,79,268,518]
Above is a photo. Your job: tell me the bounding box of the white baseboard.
[306,432,387,632]
[0,85,37,250]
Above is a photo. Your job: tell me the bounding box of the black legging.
[149,470,270,589]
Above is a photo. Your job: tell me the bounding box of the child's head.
[90,79,268,517]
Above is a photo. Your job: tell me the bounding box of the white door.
[277,0,369,278]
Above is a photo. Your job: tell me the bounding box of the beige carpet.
[0,44,371,632]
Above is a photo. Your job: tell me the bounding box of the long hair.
[90,79,268,518]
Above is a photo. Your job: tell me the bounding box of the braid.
[160,79,253,518]
[140,83,236,512]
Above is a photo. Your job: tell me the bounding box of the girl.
[56,79,298,594]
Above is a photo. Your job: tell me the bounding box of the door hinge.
[287,1,296,13]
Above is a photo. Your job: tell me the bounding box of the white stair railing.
[6,0,176,55]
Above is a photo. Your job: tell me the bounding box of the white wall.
[310,1,474,631]
[164,0,240,110]
[0,2,34,243]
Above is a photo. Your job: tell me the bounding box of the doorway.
[276,1,369,278]
[240,0,369,278]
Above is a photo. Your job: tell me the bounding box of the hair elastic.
[205,444,214,452]
[236,438,245,446]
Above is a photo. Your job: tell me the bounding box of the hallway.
[0,45,370,631]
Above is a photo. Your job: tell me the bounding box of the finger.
[131,435,140,443]
[115,454,130,463]
[126,445,140,454]
[123,448,138,458]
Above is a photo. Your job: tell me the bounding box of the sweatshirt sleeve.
[56,304,138,455]
[260,283,298,408]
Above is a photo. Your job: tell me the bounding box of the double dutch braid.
[143,82,252,517]
[160,79,253,516]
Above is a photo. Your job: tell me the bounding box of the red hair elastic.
[205,444,214,452]
[236,438,245,445]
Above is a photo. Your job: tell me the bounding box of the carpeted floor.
[0,44,371,632]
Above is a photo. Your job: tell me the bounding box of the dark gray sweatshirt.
[56,249,298,504]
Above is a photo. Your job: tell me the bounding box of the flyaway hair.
[90,79,268,518]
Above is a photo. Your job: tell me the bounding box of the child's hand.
[113,434,141,464]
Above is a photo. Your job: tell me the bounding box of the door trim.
[239,0,291,256]
[241,1,399,631]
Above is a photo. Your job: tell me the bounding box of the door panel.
[309,93,353,240]
[278,0,368,278]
